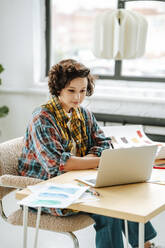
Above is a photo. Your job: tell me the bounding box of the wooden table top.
[16,169,165,223]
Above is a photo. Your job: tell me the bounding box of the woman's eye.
[67,89,86,93]
[81,90,86,93]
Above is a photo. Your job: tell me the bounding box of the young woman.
[18,59,159,248]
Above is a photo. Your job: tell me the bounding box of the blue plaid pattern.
[18,106,111,180]
[18,105,111,216]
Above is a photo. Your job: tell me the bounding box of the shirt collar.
[52,96,82,123]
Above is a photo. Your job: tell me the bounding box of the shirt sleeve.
[30,111,72,176]
[87,111,111,157]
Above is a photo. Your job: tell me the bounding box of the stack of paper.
[102,125,165,159]
[18,183,89,208]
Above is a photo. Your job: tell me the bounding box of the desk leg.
[23,205,28,248]
[33,207,41,248]
[124,220,129,248]
[139,223,144,248]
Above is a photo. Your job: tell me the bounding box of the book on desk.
[102,124,165,161]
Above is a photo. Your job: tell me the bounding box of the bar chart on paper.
[102,125,165,160]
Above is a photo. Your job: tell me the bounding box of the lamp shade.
[93,9,148,60]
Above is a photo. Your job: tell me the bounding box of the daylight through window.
[47,0,165,82]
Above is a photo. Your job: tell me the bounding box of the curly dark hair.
[48,59,95,96]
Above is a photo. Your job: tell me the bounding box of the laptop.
[77,145,158,188]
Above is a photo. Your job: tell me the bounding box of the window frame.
[45,0,51,76]
[45,0,165,83]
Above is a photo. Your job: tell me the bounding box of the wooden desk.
[16,169,165,248]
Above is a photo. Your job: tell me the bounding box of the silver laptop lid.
[95,145,158,188]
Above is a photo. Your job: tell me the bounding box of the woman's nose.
[74,93,80,100]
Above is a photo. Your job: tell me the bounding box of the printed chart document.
[102,125,165,159]
[18,183,89,208]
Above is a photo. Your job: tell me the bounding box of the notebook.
[76,145,158,188]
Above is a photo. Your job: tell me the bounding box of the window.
[122,1,165,81]
[46,0,165,82]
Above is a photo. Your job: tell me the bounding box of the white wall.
[0,92,47,141]
[0,0,34,88]
[0,0,47,142]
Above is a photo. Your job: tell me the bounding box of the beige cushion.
[0,137,43,199]
[0,137,24,176]
[0,175,43,200]
[0,175,43,189]
[0,135,22,202]
[0,137,95,234]
[8,209,94,232]
[0,186,13,200]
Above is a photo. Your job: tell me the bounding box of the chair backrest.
[0,137,95,248]
[0,137,24,176]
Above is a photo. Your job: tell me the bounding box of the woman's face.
[59,77,88,112]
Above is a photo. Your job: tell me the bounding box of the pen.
[88,187,100,197]
[110,142,114,149]
[77,182,100,196]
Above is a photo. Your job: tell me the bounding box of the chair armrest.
[0,175,43,189]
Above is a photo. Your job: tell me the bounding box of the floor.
[0,191,165,248]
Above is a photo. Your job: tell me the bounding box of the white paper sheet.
[102,125,165,159]
[18,183,89,208]
[148,169,165,185]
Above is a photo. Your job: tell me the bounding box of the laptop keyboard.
[86,178,96,184]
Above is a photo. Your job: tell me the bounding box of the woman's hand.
[85,153,98,158]
[63,155,100,171]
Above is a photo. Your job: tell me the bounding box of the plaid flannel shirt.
[18,104,111,216]
[18,106,111,180]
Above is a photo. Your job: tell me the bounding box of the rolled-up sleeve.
[87,112,111,157]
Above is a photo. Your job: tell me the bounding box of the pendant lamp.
[93,9,148,60]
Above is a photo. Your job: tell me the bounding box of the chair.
[0,137,94,248]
